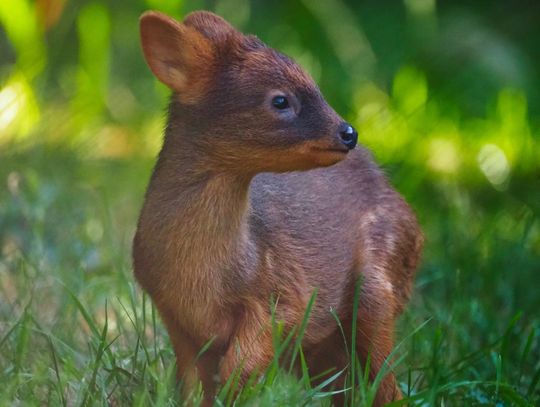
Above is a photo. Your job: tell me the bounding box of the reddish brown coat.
[134,10,423,406]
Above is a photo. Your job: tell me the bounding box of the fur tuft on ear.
[140,11,215,103]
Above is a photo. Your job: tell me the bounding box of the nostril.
[341,126,354,141]
[339,124,358,150]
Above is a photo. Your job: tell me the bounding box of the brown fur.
[134,10,423,406]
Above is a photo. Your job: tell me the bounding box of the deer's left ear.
[140,11,216,103]
[183,11,239,43]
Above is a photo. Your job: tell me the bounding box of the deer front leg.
[160,310,220,406]
[219,301,274,389]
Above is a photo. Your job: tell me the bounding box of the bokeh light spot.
[477,144,510,189]
[428,138,460,175]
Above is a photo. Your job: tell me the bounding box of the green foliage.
[1,0,539,406]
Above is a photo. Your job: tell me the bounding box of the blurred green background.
[0,0,539,405]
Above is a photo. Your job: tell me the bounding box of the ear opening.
[140,11,215,103]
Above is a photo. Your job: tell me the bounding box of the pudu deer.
[133,10,423,406]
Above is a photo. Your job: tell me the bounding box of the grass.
[0,142,538,406]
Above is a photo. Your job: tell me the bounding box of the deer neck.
[145,134,255,292]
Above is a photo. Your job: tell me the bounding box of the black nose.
[338,123,358,150]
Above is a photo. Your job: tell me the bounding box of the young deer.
[134,10,423,406]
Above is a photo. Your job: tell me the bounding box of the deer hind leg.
[354,276,402,407]
[304,329,350,406]
[355,318,402,406]
[303,317,399,407]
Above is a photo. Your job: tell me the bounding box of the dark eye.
[271,95,290,110]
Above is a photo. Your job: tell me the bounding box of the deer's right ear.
[140,11,215,103]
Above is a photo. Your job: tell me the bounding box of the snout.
[338,122,358,150]
[302,120,358,169]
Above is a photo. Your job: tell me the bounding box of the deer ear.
[183,11,238,43]
[140,11,215,103]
